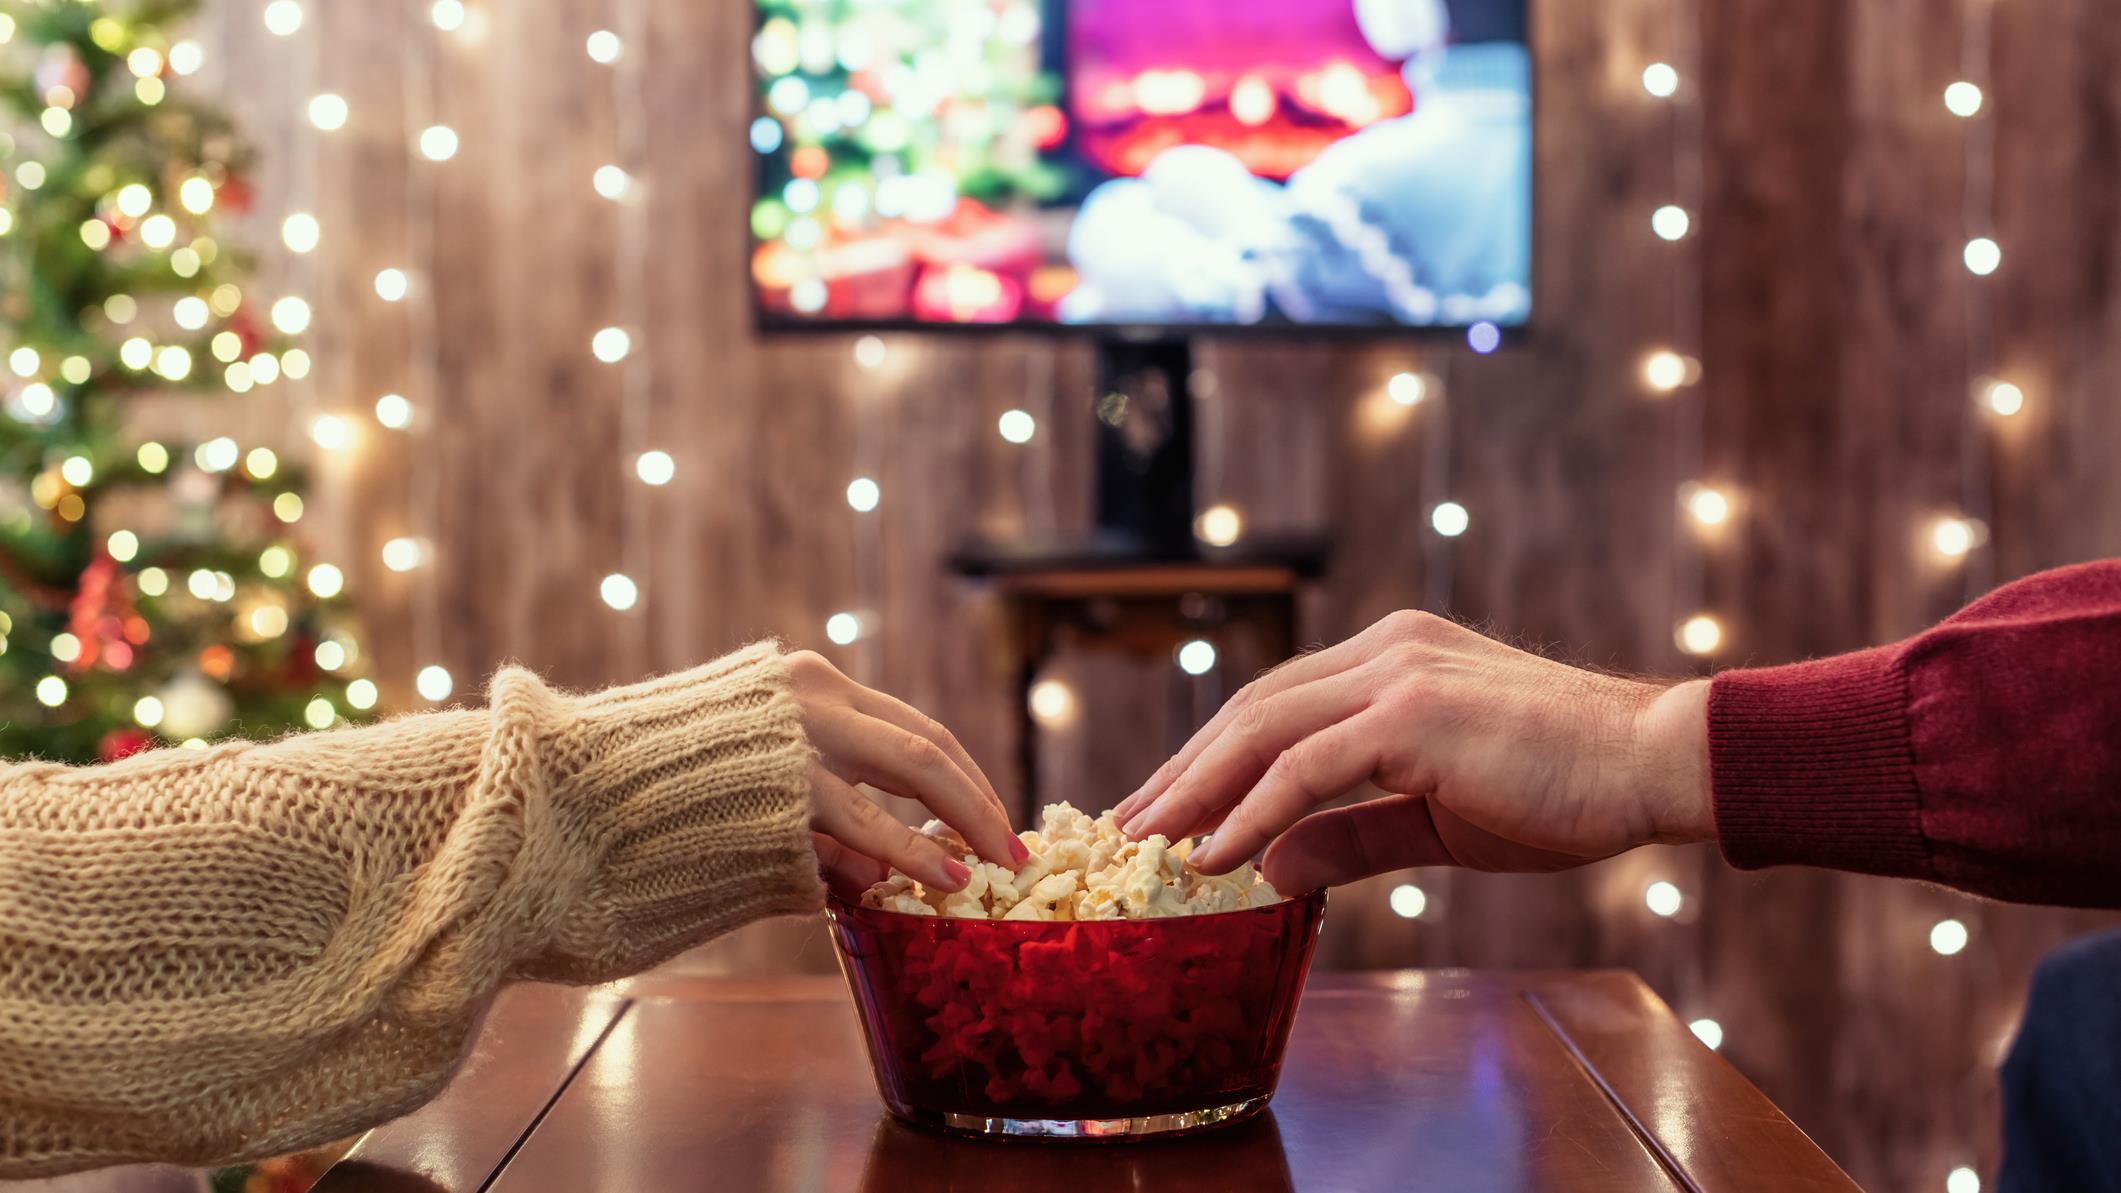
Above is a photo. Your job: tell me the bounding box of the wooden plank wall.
[184,0,2121,1187]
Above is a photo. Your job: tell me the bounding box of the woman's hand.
[1113,611,1714,891]
[788,650,1024,897]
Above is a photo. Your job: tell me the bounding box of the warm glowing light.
[586,29,622,63]
[250,604,288,639]
[137,442,169,473]
[593,165,630,200]
[346,679,379,711]
[381,536,426,572]
[1645,881,1683,917]
[1195,504,1243,547]
[1028,679,1073,726]
[134,696,165,728]
[138,567,169,596]
[272,296,312,334]
[601,573,639,611]
[107,530,139,562]
[416,665,453,702]
[1388,884,1426,919]
[50,633,80,663]
[36,676,67,707]
[1387,372,1427,406]
[153,345,192,381]
[825,611,862,645]
[1431,501,1470,537]
[259,545,294,578]
[1943,82,1983,118]
[306,563,345,598]
[1652,205,1691,241]
[169,41,204,75]
[1230,74,1276,126]
[303,696,336,729]
[998,409,1036,443]
[263,0,304,36]
[374,393,413,429]
[1677,614,1723,655]
[1644,350,1689,392]
[18,382,54,417]
[9,347,38,377]
[59,356,89,384]
[127,47,164,77]
[1685,485,1730,526]
[1982,379,2023,417]
[1931,516,1977,559]
[1946,1166,1980,1193]
[59,455,92,487]
[119,338,152,370]
[80,219,112,250]
[1176,639,1217,676]
[310,414,353,451]
[418,125,459,162]
[1642,62,1679,98]
[373,268,409,302]
[179,175,214,214]
[314,640,346,671]
[139,214,177,249]
[635,450,675,485]
[282,212,320,253]
[1930,918,1970,956]
[173,296,209,329]
[430,0,465,32]
[1689,1018,1724,1050]
[1964,237,2001,276]
[274,492,305,522]
[592,326,631,362]
[846,476,880,512]
[852,335,887,369]
[308,93,349,131]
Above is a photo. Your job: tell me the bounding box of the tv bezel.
[745,0,1538,342]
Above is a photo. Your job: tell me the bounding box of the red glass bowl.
[826,888,1326,1140]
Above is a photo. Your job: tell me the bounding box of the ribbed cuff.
[521,643,824,980]
[1709,645,1934,881]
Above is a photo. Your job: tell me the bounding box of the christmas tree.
[0,0,369,764]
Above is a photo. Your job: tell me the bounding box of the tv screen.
[749,0,1531,331]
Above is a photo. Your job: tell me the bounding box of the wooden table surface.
[35,971,1863,1193]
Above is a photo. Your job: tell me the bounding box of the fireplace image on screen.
[749,0,1531,330]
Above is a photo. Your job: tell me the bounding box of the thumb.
[1261,793,1454,893]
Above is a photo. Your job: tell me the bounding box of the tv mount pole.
[1091,334,1196,557]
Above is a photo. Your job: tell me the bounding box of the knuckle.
[1231,698,1276,738]
[787,650,835,684]
[1382,608,1440,641]
[901,733,948,774]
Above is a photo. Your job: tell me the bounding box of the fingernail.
[1009,836,1030,864]
[941,859,972,889]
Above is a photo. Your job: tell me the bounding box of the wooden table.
[43,971,1861,1193]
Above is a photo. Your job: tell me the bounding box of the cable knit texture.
[0,641,822,1177]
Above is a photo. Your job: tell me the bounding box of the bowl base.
[894,1095,1269,1141]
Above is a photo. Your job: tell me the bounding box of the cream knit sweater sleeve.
[0,641,824,1178]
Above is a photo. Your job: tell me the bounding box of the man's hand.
[1114,611,1714,891]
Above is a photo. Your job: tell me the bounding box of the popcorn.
[859,802,1282,919]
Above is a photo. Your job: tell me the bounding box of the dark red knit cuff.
[1709,645,1933,881]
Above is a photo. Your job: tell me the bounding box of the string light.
[281,212,320,253]
[1195,503,1242,546]
[107,530,139,562]
[1388,884,1427,919]
[137,442,170,473]
[1643,349,1689,392]
[415,665,453,702]
[245,447,278,478]
[310,414,353,451]
[1943,82,1983,118]
[417,125,459,162]
[1676,614,1723,656]
[374,268,409,301]
[303,696,336,730]
[430,0,465,32]
[138,214,176,250]
[1642,62,1679,98]
[1651,205,1691,241]
[273,492,305,523]
[1028,679,1074,726]
[381,536,427,572]
[1963,237,2001,276]
[592,326,631,362]
[259,546,294,578]
[168,40,204,75]
[1176,639,1217,676]
[635,450,675,485]
[997,409,1037,443]
[314,640,346,670]
[173,296,209,329]
[1430,501,1470,537]
[1981,379,2022,417]
[375,393,414,428]
[346,679,379,711]
[178,175,215,214]
[133,696,164,728]
[1387,371,1427,406]
[306,563,345,598]
[1946,1166,1981,1193]
[35,676,67,707]
[1931,516,1979,559]
[586,30,622,63]
[593,165,631,200]
[853,335,887,369]
[271,296,312,334]
[1930,918,1970,956]
[308,93,349,131]
[195,437,239,473]
[262,0,304,36]
[825,611,862,645]
[1688,1018,1724,1050]
[49,633,81,663]
[1683,483,1730,526]
[138,567,169,596]
[600,573,639,611]
[1645,880,1684,917]
[845,476,880,512]
[58,455,92,486]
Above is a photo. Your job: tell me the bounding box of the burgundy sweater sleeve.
[1709,559,2121,907]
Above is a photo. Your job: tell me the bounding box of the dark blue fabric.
[1999,929,2121,1193]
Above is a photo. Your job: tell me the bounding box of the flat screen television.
[748,0,1532,334]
